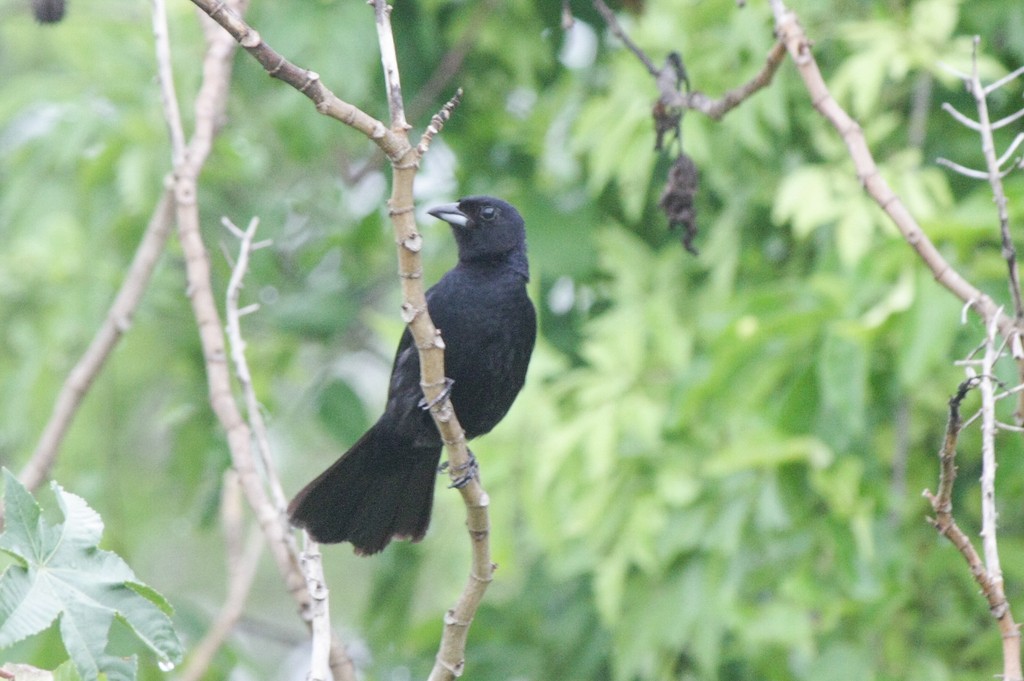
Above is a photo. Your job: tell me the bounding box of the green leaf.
[816,328,868,448]
[0,470,182,681]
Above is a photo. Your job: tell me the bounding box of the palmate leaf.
[0,469,182,681]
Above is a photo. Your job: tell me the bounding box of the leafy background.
[3,0,1024,679]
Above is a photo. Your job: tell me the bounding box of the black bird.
[288,196,536,554]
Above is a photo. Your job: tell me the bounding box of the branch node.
[401,232,423,253]
[400,302,425,323]
[298,71,321,94]
[240,28,260,49]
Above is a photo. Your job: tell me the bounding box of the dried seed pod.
[659,152,700,255]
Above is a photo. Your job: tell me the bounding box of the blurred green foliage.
[3,0,1024,679]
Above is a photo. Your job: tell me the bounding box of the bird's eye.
[479,206,497,221]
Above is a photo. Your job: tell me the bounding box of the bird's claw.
[444,451,478,489]
[419,377,455,411]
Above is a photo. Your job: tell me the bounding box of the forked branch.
[191,1,494,677]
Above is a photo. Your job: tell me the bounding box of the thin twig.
[152,0,186,165]
[995,132,1024,169]
[677,40,787,121]
[984,64,1024,95]
[221,216,338,681]
[223,216,289,512]
[991,106,1024,131]
[940,101,982,130]
[935,157,991,179]
[417,88,463,156]
[964,38,1024,322]
[168,3,357,679]
[592,0,659,76]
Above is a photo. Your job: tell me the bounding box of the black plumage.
[288,196,536,554]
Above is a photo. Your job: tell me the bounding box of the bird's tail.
[287,425,442,555]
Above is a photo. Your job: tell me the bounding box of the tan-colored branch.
[189,0,407,162]
[767,3,1023,677]
[192,0,493,674]
[679,40,787,121]
[152,0,186,165]
[221,216,340,680]
[924,367,1022,681]
[164,4,356,680]
[769,4,1015,341]
[222,216,289,511]
[591,0,785,122]
[366,2,495,676]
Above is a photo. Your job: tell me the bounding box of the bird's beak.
[427,202,469,228]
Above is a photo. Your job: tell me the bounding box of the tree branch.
[676,40,787,121]
[189,0,407,161]
[592,0,658,76]
[766,7,1023,676]
[191,0,494,675]
[162,4,357,680]
[591,0,786,122]
[768,2,1017,345]
[963,38,1023,323]
[366,3,495,678]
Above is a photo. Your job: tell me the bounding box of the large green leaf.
[0,470,182,681]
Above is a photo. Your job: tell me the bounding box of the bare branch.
[922,372,1023,681]
[768,5,1016,349]
[678,40,787,121]
[959,38,1024,324]
[996,132,1024,169]
[938,60,971,81]
[301,535,332,681]
[189,0,408,161]
[991,106,1024,131]
[223,216,289,512]
[152,0,187,164]
[166,4,357,679]
[985,64,1024,95]
[417,88,463,156]
[374,0,409,132]
[195,0,494,674]
[592,0,659,76]
[979,317,1006,596]
[941,101,982,130]
[935,157,991,179]
[364,1,497,675]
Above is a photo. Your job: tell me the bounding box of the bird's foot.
[444,450,478,489]
[418,377,455,411]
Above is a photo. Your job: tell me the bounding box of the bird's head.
[427,196,528,277]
